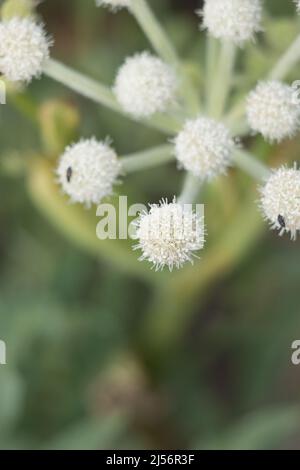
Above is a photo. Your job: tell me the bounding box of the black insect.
[278,214,286,229]
[66,167,73,183]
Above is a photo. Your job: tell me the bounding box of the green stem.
[27,159,159,284]
[130,0,200,115]
[44,58,119,110]
[206,36,219,112]
[269,34,300,81]
[141,193,265,362]
[208,40,236,118]
[43,58,179,135]
[226,33,300,133]
[130,0,179,67]
[232,149,270,181]
[178,173,202,204]
[120,144,174,173]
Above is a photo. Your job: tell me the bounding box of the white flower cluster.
[56,138,121,207]
[135,200,205,271]
[0,17,52,83]
[295,1,300,13]
[246,81,300,142]
[2,0,300,272]
[200,0,263,44]
[95,0,130,11]
[174,117,235,180]
[260,165,300,240]
[114,52,177,118]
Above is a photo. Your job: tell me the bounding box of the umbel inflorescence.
[1,0,300,270]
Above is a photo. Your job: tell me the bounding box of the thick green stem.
[205,36,219,112]
[44,58,119,110]
[130,0,200,115]
[140,194,265,362]
[178,173,202,204]
[120,144,174,173]
[233,149,270,182]
[43,58,179,135]
[269,34,300,81]
[27,159,160,284]
[130,0,179,67]
[208,40,236,118]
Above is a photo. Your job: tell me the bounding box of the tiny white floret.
[174,117,235,180]
[114,52,177,118]
[199,0,263,44]
[135,199,205,271]
[246,80,300,142]
[294,1,300,13]
[260,164,300,240]
[95,0,130,10]
[0,17,52,83]
[57,138,121,207]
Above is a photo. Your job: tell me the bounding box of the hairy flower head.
[246,80,300,142]
[0,17,52,83]
[200,0,263,44]
[114,52,177,118]
[57,138,121,207]
[174,117,235,180]
[95,0,130,10]
[134,199,205,271]
[260,164,300,240]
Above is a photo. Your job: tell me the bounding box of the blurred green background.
[1,0,300,450]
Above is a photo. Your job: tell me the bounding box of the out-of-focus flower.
[114,52,177,118]
[260,164,300,240]
[0,17,52,83]
[246,80,300,142]
[174,117,235,180]
[199,0,263,44]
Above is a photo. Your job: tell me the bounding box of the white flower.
[0,17,52,83]
[246,81,300,142]
[113,52,177,118]
[260,164,300,240]
[174,117,235,180]
[295,1,300,13]
[199,0,263,44]
[95,0,130,10]
[57,138,121,207]
[134,199,205,271]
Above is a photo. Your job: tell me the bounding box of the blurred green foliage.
[0,0,300,450]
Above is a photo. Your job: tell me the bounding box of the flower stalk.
[269,33,300,81]
[43,58,180,135]
[120,145,174,173]
[232,149,270,182]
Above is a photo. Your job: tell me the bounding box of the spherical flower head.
[246,81,300,142]
[174,117,235,180]
[200,0,263,44]
[260,165,300,240]
[113,52,178,118]
[0,17,52,83]
[57,138,121,207]
[95,0,130,10]
[134,199,205,271]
